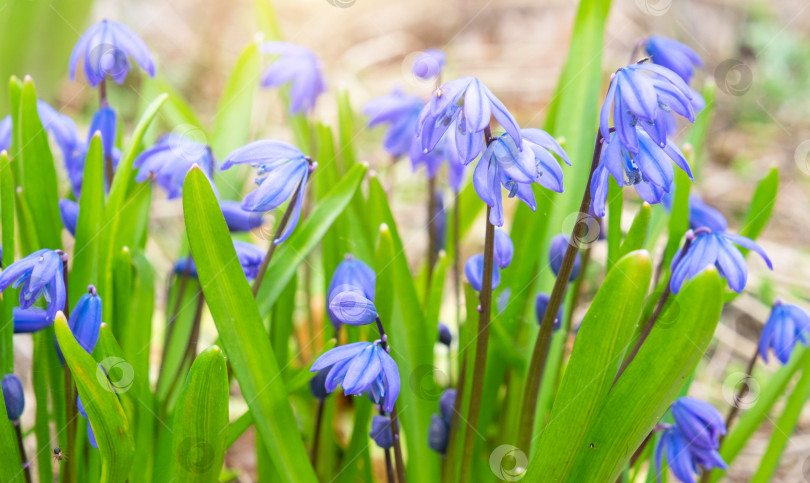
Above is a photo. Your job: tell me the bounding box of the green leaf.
[662,168,692,271]
[0,395,22,482]
[0,152,15,373]
[336,90,358,169]
[172,346,229,483]
[618,204,651,259]
[606,180,623,270]
[253,0,283,40]
[529,250,652,481]
[425,251,448,329]
[740,167,778,243]
[182,167,317,482]
[31,332,53,482]
[566,269,725,482]
[256,163,367,316]
[54,314,134,483]
[333,397,374,483]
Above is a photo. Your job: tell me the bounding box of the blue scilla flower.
[260,42,326,115]
[67,126,123,197]
[474,129,570,226]
[1,374,24,420]
[1,101,80,163]
[413,49,446,80]
[309,368,331,400]
[363,88,423,159]
[417,76,521,164]
[428,413,449,454]
[13,307,53,333]
[59,199,79,237]
[494,228,513,269]
[655,424,726,483]
[0,249,65,321]
[409,123,462,181]
[549,234,582,282]
[327,255,376,329]
[590,128,691,217]
[370,415,395,450]
[758,300,810,365]
[133,133,215,199]
[220,200,263,232]
[600,62,696,155]
[77,396,98,449]
[173,241,265,281]
[464,254,501,292]
[221,140,314,244]
[328,288,378,326]
[69,286,103,354]
[69,19,156,87]
[535,293,562,331]
[670,229,772,294]
[310,341,401,413]
[438,322,452,346]
[89,107,117,163]
[645,36,703,84]
[671,397,726,450]
[439,388,456,425]
[688,195,727,233]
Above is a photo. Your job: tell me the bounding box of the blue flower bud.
[493,229,513,269]
[437,322,452,347]
[88,107,118,166]
[69,285,103,354]
[59,199,79,237]
[428,414,449,454]
[535,293,562,332]
[370,415,395,450]
[13,307,53,334]
[309,368,331,400]
[412,49,446,80]
[220,200,263,232]
[439,389,456,426]
[464,254,501,292]
[1,374,24,420]
[549,234,581,282]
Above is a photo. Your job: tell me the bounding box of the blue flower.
[328,288,378,326]
[174,241,265,281]
[69,19,155,87]
[412,49,446,80]
[309,368,331,400]
[494,228,513,269]
[417,76,521,164]
[758,300,810,365]
[600,62,696,154]
[645,36,703,84]
[133,133,215,199]
[59,199,79,237]
[428,413,449,454]
[370,415,395,449]
[1,374,24,420]
[260,42,326,114]
[410,124,464,182]
[549,234,582,282]
[437,322,452,346]
[363,88,423,159]
[590,128,691,216]
[670,229,772,294]
[221,140,314,244]
[220,200,263,232]
[68,286,102,354]
[66,138,122,197]
[1,101,80,163]
[12,307,53,333]
[439,388,456,425]
[89,107,118,164]
[671,397,726,449]
[310,341,400,413]
[0,249,65,321]
[535,293,562,331]
[474,129,569,226]
[464,254,501,292]
[327,256,376,329]
[0,116,10,152]
[688,195,727,232]
[77,396,98,449]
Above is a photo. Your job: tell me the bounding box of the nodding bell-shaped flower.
[428,388,456,454]
[758,300,810,365]
[59,199,80,237]
[173,241,265,281]
[600,62,696,155]
[549,234,582,282]
[327,255,376,330]
[464,254,500,292]
[310,341,400,413]
[493,228,513,269]
[328,288,378,326]
[363,88,423,159]
[13,307,53,334]
[1,374,24,420]
[69,285,103,354]
[221,140,314,245]
[370,415,395,450]
[590,128,692,217]
[437,322,452,346]
[69,19,156,87]
[309,368,331,400]
[644,36,703,84]
[474,129,569,226]
[412,49,446,80]
[670,228,772,294]
[671,397,727,450]
[260,42,326,114]
[535,293,562,332]
[220,200,263,232]
[417,76,521,164]
[133,133,215,199]
[688,195,727,233]
[0,249,65,321]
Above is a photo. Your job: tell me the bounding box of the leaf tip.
[379,223,390,234]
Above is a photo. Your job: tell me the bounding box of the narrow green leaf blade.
[618,204,651,259]
[71,134,104,308]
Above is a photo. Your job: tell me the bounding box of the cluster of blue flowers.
[427,388,456,454]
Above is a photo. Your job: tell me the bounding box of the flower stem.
[374,317,407,483]
[310,398,326,465]
[379,407,396,483]
[516,131,603,454]
[13,420,31,483]
[157,258,192,389]
[426,175,438,293]
[453,194,462,330]
[723,349,759,435]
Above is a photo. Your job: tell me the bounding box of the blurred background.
[2,0,810,480]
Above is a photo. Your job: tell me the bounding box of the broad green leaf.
[0,152,15,373]
[618,204,651,259]
[54,314,134,483]
[530,250,652,481]
[607,180,623,270]
[172,346,229,483]
[566,270,724,482]
[70,135,104,308]
[182,167,317,482]
[256,163,367,316]
[253,0,283,40]
[32,332,52,482]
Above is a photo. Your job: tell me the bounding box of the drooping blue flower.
[328,288,378,326]
[493,228,513,269]
[437,322,452,346]
[670,229,772,294]
[12,307,53,333]
[0,249,65,320]
[363,88,423,159]
[69,19,156,87]
[591,128,691,216]
[309,368,331,400]
[758,300,810,365]
[688,195,727,232]
[220,200,263,232]
[474,128,569,226]
[59,199,80,237]
[133,133,215,199]
[428,413,449,454]
[174,241,265,281]
[410,123,464,181]
[645,36,703,84]
[417,76,521,164]
[327,256,376,329]
[1,374,24,420]
[439,388,456,426]
[412,49,446,80]
[655,424,726,483]
[260,42,326,114]
[77,396,98,449]
[69,286,103,354]
[370,415,395,450]
[600,62,696,155]
[221,140,314,244]
[549,234,582,282]
[0,116,10,152]
[671,397,727,449]
[535,293,562,331]
[310,341,400,413]
[464,254,501,292]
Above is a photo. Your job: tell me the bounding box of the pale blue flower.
[69,19,156,87]
[758,300,810,365]
[645,36,703,84]
[0,249,65,320]
[465,254,500,291]
[133,133,215,199]
[412,49,446,80]
[260,42,326,114]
